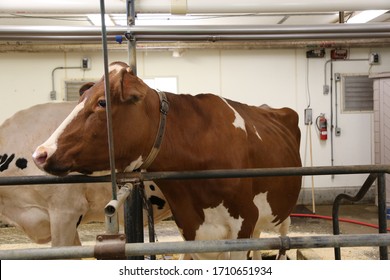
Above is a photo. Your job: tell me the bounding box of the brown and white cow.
[0,102,171,247]
[33,61,302,259]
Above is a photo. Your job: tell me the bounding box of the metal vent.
[65,81,86,101]
[343,75,373,112]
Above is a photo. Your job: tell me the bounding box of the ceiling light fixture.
[87,14,115,26]
[347,10,388,24]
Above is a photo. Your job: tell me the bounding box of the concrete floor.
[286,204,389,260]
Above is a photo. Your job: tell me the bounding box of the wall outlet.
[82,57,91,69]
[369,52,380,65]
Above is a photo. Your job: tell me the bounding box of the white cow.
[0,102,171,246]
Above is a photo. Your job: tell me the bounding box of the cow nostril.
[32,148,48,166]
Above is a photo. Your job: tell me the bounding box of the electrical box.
[50,90,56,100]
[369,52,380,65]
[82,57,91,69]
[306,49,325,58]
[323,85,329,95]
[335,127,341,136]
[331,49,348,60]
[304,108,313,125]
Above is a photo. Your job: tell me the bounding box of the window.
[342,75,373,112]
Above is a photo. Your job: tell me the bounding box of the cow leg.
[230,251,249,260]
[251,229,263,260]
[191,252,230,260]
[190,202,252,260]
[72,231,82,246]
[50,213,83,246]
[11,208,52,244]
[276,217,290,260]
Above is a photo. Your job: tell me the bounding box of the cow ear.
[79,82,95,96]
[120,67,148,103]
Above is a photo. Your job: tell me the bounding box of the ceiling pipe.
[0,0,389,14]
[2,39,390,53]
[2,32,390,43]
[0,24,389,44]
[1,23,390,37]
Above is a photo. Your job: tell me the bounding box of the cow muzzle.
[32,146,48,169]
[33,146,74,176]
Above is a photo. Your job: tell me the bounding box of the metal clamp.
[94,234,127,260]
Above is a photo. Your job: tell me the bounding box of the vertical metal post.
[127,0,137,74]
[99,0,117,202]
[377,173,388,260]
[124,183,144,260]
[124,0,144,260]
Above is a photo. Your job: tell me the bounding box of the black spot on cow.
[15,157,28,170]
[149,195,166,210]
[0,154,15,172]
[149,183,156,191]
[76,215,83,228]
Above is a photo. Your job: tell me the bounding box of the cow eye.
[97,99,106,108]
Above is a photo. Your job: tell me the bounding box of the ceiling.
[0,11,389,27]
[0,1,389,49]
[0,0,389,27]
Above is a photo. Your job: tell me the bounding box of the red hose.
[291,213,390,232]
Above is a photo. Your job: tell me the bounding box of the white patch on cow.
[109,64,125,74]
[124,155,144,172]
[253,125,263,141]
[253,192,278,231]
[88,170,113,176]
[195,202,244,241]
[219,97,247,134]
[33,100,86,160]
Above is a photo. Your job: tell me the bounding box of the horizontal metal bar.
[1,233,389,260]
[132,32,390,42]
[2,33,389,42]
[135,165,390,182]
[1,165,390,186]
[1,24,390,35]
[0,174,112,186]
[0,23,389,42]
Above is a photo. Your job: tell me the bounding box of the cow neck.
[139,90,169,170]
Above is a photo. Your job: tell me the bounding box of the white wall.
[1,47,389,195]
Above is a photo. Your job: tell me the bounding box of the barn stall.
[0,0,390,261]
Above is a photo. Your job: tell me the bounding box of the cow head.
[33,62,156,176]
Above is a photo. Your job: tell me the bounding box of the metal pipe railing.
[1,165,390,186]
[0,233,389,260]
[0,164,389,260]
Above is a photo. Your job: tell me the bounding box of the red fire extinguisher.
[316,114,328,140]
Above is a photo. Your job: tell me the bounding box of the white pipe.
[0,0,389,14]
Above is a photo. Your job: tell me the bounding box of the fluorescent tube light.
[87,14,115,26]
[347,10,388,24]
